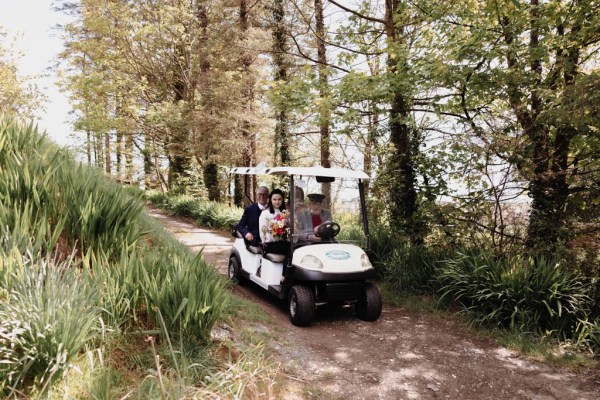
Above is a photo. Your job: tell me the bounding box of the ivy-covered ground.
[150,208,600,400]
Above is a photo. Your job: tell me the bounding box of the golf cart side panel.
[231,240,260,277]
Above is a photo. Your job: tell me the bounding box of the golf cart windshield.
[230,166,371,250]
[291,175,368,248]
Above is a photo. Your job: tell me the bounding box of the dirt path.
[148,208,600,400]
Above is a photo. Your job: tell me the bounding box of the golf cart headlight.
[361,254,372,268]
[301,255,323,270]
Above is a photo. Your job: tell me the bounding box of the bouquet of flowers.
[269,211,290,241]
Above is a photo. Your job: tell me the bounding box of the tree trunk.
[203,163,220,201]
[240,0,257,196]
[116,129,123,182]
[95,132,101,168]
[86,129,92,165]
[196,3,220,196]
[104,132,111,173]
[523,3,578,251]
[143,134,153,190]
[384,0,420,243]
[234,174,243,207]
[364,110,377,197]
[273,0,290,166]
[502,1,575,252]
[315,0,331,204]
[169,78,191,192]
[125,130,134,185]
[114,96,123,181]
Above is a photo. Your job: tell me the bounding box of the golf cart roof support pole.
[358,179,370,251]
[289,175,295,254]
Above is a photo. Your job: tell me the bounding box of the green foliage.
[0,116,233,394]
[369,225,446,293]
[85,249,143,331]
[437,251,592,338]
[335,211,367,243]
[1,117,144,262]
[0,27,48,120]
[57,163,145,259]
[140,241,229,341]
[146,190,242,230]
[575,318,600,354]
[0,257,100,396]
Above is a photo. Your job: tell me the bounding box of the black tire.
[356,282,382,321]
[288,285,315,326]
[228,256,242,283]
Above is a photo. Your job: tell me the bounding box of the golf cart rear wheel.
[356,282,382,321]
[288,285,314,326]
[228,256,241,283]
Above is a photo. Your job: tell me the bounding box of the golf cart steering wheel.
[315,221,341,239]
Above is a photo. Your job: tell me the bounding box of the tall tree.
[239,0,257,197]
[272,0,291,166]
[329,0,424,242]
[421,0,600,252]
[0,30,47,120]
[314,0,332,202]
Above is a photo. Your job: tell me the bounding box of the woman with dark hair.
[259,189,290,256]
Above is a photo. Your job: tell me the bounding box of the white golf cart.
[228,166,382,326]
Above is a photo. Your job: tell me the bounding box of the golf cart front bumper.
[288,265,376,282]
[287,265,376,302]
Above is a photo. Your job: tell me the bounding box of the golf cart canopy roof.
[230,166,369,180]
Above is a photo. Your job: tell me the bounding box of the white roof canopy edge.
[230,166,369,180]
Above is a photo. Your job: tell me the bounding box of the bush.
[379,242,444,293]
[369,226,446,294]
[576,318,600,353]
[437,251,592,338]
[146,191,242,231]
[145,190,170,208]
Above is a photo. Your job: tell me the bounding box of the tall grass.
[0,254,100,396]
[84,249,143,331]
[0,116,234,395]
[437,251,592,338]
[57,163,145,259]
[140,241,229,340]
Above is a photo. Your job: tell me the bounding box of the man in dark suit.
[236,186,269,246]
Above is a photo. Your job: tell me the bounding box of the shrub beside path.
[148,207,600,400]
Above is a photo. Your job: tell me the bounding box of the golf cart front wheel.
[288,285,315,326]
[228,256,241,283]
[356,282,382,321]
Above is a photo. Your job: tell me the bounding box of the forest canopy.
[56,0,599,267]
